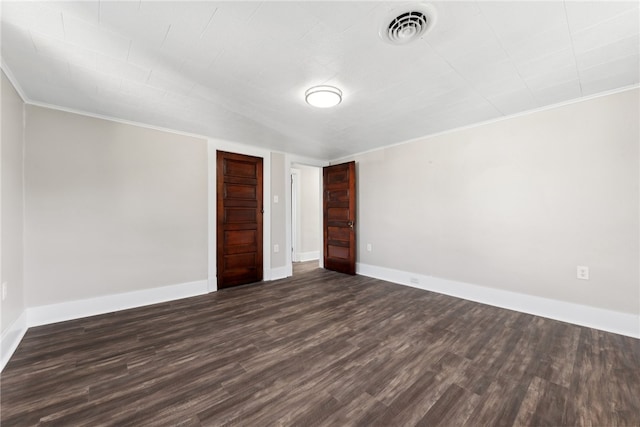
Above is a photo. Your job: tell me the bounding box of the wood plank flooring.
[2,263,639,426]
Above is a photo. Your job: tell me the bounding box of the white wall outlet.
[366,243,372,252]
[274,244,279,253]
[577,266,589,280]
[273,195,279,203]
[1,282,7,301]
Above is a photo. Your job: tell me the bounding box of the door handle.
[348,221,354,229]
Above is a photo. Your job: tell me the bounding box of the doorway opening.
[291,164,321,276]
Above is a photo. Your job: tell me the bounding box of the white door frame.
[285,156,328,276]
[207,139,272,292]
[291,168,301,262]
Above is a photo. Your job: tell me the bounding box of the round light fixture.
[305,85,342,108]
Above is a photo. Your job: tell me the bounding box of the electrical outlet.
[577,266,589,280]
[274,244,279,253]
[1,282,7,301]
[366,243,372,252]
[273,195,279,203]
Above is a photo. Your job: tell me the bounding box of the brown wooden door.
[323,161,356,275]
[217,151,263,289]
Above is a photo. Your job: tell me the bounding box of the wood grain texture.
[2,262,639,426]
[323,161,356,275]
[216,150,263,289]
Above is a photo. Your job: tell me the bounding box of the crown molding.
[331,84,640,163]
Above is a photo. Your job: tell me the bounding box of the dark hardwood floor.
[2,267,639,426]
[293,260,320,275]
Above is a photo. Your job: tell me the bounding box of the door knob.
[348,221,354,229]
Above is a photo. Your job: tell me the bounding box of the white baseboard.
[208,277,217,293]
[357,263,640,339]
[1,310,28,371]
[297,251,320,262]
[6,265,636,373]
[27,280,209,327]
[270,266,290,281]
[1,271,306,371]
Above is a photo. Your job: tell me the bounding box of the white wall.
[0,102,284,368]
[271,152,287,270]
[1,71,26,339]
[24,106,209,307]
[340,89,639,322]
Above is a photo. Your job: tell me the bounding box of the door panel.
[224,184,256,199]
[217,151,263,289]
[323,161,356,275]
[225,253,257,270]
[327,190,349,201]
[224,208,256,223]
[328,207,349,221]
[328,245,349,259]
[327,226,349,241]
[224,159,257,177]
[225,230,257,245]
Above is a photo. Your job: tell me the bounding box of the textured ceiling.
[1,1,638,160]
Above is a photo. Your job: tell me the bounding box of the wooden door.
[217,151,263,289]
[323,161,356,275]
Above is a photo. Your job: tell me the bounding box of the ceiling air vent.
[380,5,436,45]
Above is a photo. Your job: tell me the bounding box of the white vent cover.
[380,5,436,45]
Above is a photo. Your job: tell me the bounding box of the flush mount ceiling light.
[380,4,436,45]
[305,85,342,108]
